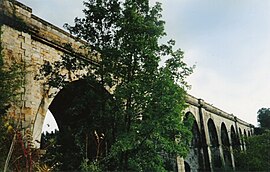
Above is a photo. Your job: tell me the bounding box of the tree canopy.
[235,130,270,171]
[40,0,194,171]
[257,107,270,130]
[234,107,270,171]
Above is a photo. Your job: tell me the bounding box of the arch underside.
[49,79,109,130]
[46,78,111,169]
[207,119,222,170]
[184,112,203,171]
[221,123,233,169]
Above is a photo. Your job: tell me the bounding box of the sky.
[18,0,270,129]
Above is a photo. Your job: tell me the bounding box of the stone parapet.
[186,94,253,128]
[0,0,99,65]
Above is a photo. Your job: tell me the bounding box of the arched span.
[239,128,243,149]
[183,112,203,171]
[207,119,222,170]
[230,125,240,150]
[49,79,111,130]
[45,78,113,170]
[244,130,247,138]
[221,123,232,169]
[184,112,200,147]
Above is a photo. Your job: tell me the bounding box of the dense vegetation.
[257,108,270,131]
[39,0,194,171]
[235,130,270,171]
[234,107,270,171]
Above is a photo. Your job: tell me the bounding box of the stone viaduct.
[0,0,254,171]
[181,94,254,172]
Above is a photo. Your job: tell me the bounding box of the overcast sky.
[19,0,270,128]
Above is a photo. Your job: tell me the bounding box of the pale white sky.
[19,0,270,127]
[42,110,58,133]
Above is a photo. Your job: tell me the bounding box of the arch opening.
[230,125,241,169]
[183,112,203,171]
[41,78,113,170]
[221,123,232,169]
[207,119,222,170]
[41,110,59,134]
[230,126,240,150]
[183,112,200,147]
[248,131,251,137]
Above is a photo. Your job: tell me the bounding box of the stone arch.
[239,128,244,149]
[230,125,240,150]
[183,112,203,171]
[221,123,232,169]
[248,131,251,137]
[207,118,222,170]
[40,78,113,169]
[32,71,107,147]
[184,112,200,147]
[49,79,110,130]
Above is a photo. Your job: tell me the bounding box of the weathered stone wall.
[0,0,98,147]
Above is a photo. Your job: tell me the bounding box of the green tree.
[235,131,270,171]
[257,107,270,130]
[40,0,193,171]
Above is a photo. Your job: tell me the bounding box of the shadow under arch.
[230,125,240,150]
[221,122,233,169]
[49,78,111,131]
[238,128,244,149]
[207,118,222,170]
[184,161,191,172]
[230,125,241,169]
[183,112,203,171]
[42,77,114,170]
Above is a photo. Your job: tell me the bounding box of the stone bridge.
[0,0,254,171]
[180,95,254,171]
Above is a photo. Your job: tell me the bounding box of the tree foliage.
[40,0,194,171]
[235,130,270,171]
[234,107,270,171]
[257,107,270,130]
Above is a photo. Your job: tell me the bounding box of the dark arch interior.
[208,119,219,146]
[244,130,247,138]
[184,161,191,172]
[184,112,204,170]
[243,130,248,148]
[230,126,240,150]
[207,119,222,169]
[184,112,201,147]
[43,78,112,170]
[221,123,232,168]
[49,79,110,130]
[238,128,244,148]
